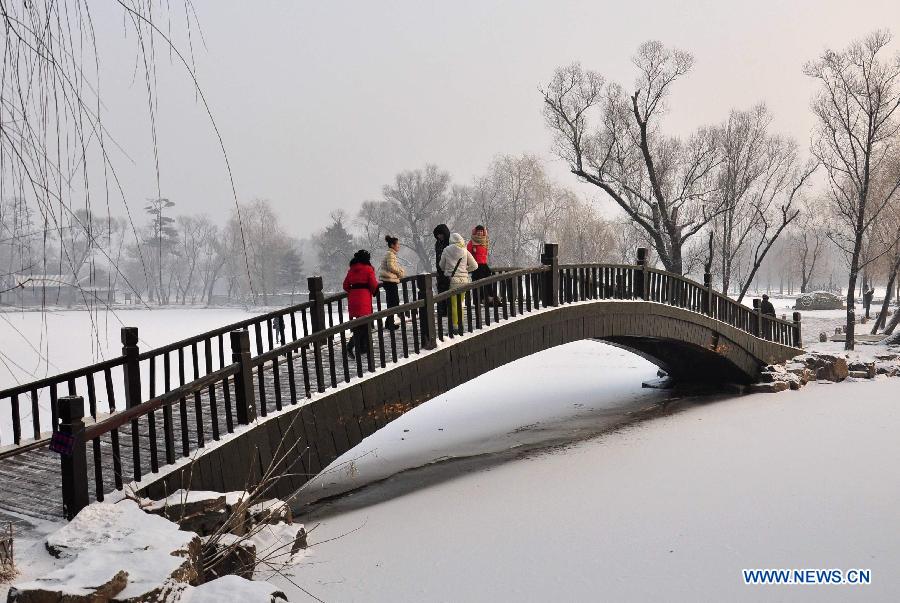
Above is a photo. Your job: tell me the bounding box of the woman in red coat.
[467,225,495,304]
[343,249,379,358]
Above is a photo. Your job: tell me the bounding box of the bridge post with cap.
[752,298,762,338]
[416,273,437,350]
[307,276,328,388]
[792,311,803,348]
[307,276,327,337]
[230,330,257,424]
[58,395,89,520]
[540,243,559,307]
[636,248,649,300]
[121,327,141,409]
[703,272,713,316]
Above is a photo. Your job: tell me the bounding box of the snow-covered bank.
[281,378,900,602]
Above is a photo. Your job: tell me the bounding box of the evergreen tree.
[314,211,355,291]
[278,246,305,295]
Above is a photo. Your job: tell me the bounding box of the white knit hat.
[449,232,464,245]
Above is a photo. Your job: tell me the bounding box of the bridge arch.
[137,298,799,503]
[0,249,805,520]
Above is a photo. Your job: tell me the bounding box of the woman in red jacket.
[343,249,379,359]
[467,225,494,304]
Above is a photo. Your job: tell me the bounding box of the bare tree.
[790,199,830,294]
[870,157,900,332]
[710,105,817,299]
[366,165,454,271]
[805,30,900,349]
[554,198,616,263]
[541,42,725,274]
[173,215,219,304]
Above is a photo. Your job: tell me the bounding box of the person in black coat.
[864,287,875,319]
[760,294,776,340]
[433,224,451,314]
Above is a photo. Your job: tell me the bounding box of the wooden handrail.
[0,356,125,400]
[83,362,240,440]
[250,298,427,367]
[431,267,549,304]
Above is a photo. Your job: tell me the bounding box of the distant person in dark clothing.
[760,294,776,340]
[273,315,286,345]
[433,224,451,314]
[343,250,379,359]
[864,287,875,319]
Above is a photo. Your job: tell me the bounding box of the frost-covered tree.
[542,43,725,274]
[805,30,900,349]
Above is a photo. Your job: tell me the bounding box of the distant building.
[0,275,116,307]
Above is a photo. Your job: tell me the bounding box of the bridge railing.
[3,244,804,519]
[555,249,800,348]
[0,273,422,456]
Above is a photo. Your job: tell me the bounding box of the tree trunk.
[872,257,900,333]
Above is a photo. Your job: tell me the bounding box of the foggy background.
[90,0,900,238]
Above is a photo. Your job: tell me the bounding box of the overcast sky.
[91,0,900,239]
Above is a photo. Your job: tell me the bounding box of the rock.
[846,361,876,377]
[785,367,810,385]
[642,376,675,389]
[809,354,849,382]
[7,570,128,603]
[20,500,201,603]
[788,379,801,390]
[875,363,898,376]
[145,491,250,537]
[249,499,293,527]
[747,381,789,393]
[848,370,870,379]
[202,534,256,581]
[758,371,779,383]
[874,353,898,361]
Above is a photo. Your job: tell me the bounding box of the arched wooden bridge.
[0,246,803,521]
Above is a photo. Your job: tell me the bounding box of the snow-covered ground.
[3,301,899,601]
[281,377,900,602]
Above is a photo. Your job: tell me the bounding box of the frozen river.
[275,370,900,603]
